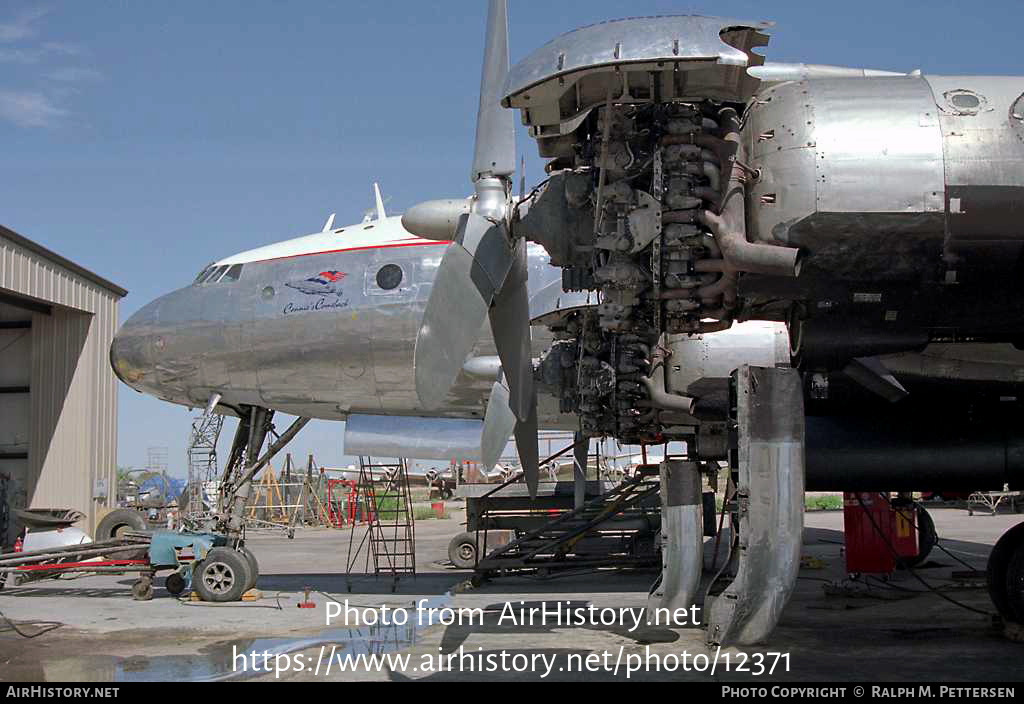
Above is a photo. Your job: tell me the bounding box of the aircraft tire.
[899,504,937,568]
[237,544,260,592]
[988,522,1024,623]
[95,509,149,560]
[193,547,250,602]
[1004,540,1024,623]
[96,508,147,540]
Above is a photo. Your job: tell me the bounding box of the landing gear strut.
[180,403,311,601]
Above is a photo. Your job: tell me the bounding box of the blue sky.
[1,1,1020,476]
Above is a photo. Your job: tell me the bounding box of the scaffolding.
[345,458,416,592]
[244,454,336,534]
[185,410,224,523]
[147,446,169,476]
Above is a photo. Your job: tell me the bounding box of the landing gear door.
[705,365,805,646]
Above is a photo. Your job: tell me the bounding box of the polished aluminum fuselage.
[111,218,574,425]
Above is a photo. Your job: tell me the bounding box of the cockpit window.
[198,267,222,284]
[194,263,244,285]
[194,264,215,283]
[209,265,230,283]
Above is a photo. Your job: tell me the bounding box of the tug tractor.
[0,406,302,602]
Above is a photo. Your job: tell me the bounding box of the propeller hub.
[473,176,510,223]
[401,199,471,241]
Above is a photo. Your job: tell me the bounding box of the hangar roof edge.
[1,224,128,299]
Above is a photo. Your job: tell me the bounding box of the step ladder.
[474,469,661,581]
[345,457,416,592]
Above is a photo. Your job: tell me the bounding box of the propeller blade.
[414,213,514,409]
[415,244,489,410]
[481,379,516,471]
[471,0,515,182]
[488,239,535,421]
[519,155,526,201]
[514,401,539,498]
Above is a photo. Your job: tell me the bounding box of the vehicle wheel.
[193,547,250,603]
[448,532,478,569]
[900,504,937,568]
[132,577,154,601]
[237,544,260,592]
[988,523,1024,622]
[164,572,186,597]
[1005,545,1024,623]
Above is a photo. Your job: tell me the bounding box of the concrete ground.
[0,503,1021,682]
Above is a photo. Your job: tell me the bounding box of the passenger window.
[376,263,403,290]
[223,264,243,282]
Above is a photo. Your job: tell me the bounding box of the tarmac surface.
[0,503,1021,682]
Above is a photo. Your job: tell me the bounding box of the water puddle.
[35,595,453,682]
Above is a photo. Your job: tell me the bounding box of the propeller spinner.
[401,0,540,496]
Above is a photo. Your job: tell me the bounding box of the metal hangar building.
[0,224,126,545]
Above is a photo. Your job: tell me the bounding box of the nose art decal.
[281,270,350,315]
[284,270,347,296]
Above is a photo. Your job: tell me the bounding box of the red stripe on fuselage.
[241,240,450,265]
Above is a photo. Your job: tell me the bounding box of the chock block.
[188,590,263,602]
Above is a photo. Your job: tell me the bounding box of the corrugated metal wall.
[1,230,123,536]
[0,303,31,546]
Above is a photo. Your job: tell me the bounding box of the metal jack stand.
[345,458,416,593]
[705,365,805,646]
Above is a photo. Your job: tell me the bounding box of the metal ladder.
[185,409,224,524]
[474,470,661,581]
[346,457,416,591]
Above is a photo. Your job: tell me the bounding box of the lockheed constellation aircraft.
[112,3,1024,644]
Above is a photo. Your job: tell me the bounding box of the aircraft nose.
[110,298,162,387]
